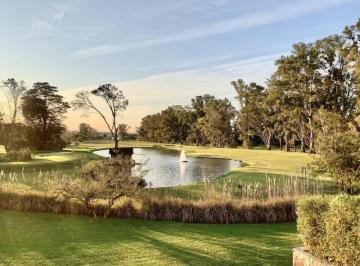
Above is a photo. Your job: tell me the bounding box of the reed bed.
[0,168,331,200]
[0,189,295,223]
[0,167,335,223]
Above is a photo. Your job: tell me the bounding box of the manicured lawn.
[0,210,300,265]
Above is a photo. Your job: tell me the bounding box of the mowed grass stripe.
[0,210,300,266]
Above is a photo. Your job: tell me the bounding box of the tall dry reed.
[0,188,295,223]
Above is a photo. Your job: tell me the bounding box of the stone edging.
[293,247,333,266]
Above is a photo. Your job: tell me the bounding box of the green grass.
[0,210,300,265]
[0,141,332,265]
[0,141,339,197]
[114,141,338,199]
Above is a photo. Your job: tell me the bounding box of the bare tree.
[72,84,128,148]
[0,78,26,124]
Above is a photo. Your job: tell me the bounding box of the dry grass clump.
[0,188,295,224]
[0,164,325,223]
[139,196,295,223]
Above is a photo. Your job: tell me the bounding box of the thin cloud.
[63,52,279,130]
[137,54,234,71]
[69,0,354,58]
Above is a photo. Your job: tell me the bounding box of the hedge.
[297,195,360,265]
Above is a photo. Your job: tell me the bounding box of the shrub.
[313,110,360,191]
[297,196,330,258]
[57,157,147,217]
[297,195,360,265]
[5,148,32,161]
[325,196,360,265]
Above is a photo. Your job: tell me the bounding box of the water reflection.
[94,148,240,188]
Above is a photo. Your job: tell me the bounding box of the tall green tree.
[316,35,359,122]
[138,113,162,142]
[270,43,322,153]
[313,109,360,191]
[79,123,98,139]
[232,79,275,149]
[232,80,262,148]
[22,82,70,150]
[202,98,235,147]
[188,94,215,145]
[118,124,129,141]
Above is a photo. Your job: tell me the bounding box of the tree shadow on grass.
[0,211,299,265]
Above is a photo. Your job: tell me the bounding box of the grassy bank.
[143,142,339,199]
[0,141,327,265]
[0,210,300,265]
[0,141,340,198]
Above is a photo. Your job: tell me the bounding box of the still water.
[94,148,240,188]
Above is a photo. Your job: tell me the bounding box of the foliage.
[22,82,70,150]
[313,109,360,189]
[0,78,28,152]
[0,78,26,124]
[4,148,32,162]
[297,195,360,265]
[139,105,195,144]
[0,123,29,152]
[72,84,128,148]
[57,157,147,217]
[296,196,330,257]
[201,98,236,147]
[117,123,129,140]
[232,79,275,149]
[231,19,360,154]
[70,122,100,141]
[138,95,236,147]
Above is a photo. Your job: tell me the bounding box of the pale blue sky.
[0,0,359,130]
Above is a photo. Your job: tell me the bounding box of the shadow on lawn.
[0,211,299,265]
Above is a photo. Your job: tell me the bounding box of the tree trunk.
[114,128,119,148]
[279,137,282,151]
[284,135,290,152]
[308,117,315,154]
[266,135,272,150]
[300,137,305,152]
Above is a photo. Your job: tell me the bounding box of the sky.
[0,0,359,132]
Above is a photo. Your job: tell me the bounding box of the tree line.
[237,20,359,153]
[0,81,131,152]
[0,81,70,151]
[138,95,237,147]
[139,19,360,153]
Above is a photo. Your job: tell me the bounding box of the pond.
[93,148,241,188]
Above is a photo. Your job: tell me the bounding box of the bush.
[313,110,360,190]
[58,157,147,217]
[297,195,360,265]
[5,148,32,161]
